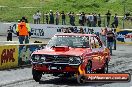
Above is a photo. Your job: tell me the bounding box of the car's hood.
[32,46,90,56]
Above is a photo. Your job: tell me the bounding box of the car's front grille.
[31,54,81,65]
[44,55,69,63]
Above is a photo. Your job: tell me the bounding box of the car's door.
[90,36,104,69]
[95,35,110,62]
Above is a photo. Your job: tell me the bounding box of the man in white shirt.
[36,10,41,24]
[88,13,94,27]
[33,12,38,24]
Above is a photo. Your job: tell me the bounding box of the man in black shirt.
[61,11,66,25]
[69,12,75,26]
[105,10,111,27]
[82,12,86,26]
[111,14,118,28]
[49,10,54,24]
[7,26,12,41]
[93,13,97,27]
[107,29,115,55]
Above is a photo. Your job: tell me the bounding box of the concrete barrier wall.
[0,45,18,69]
[18,44,46,66]
[0,22,109,38]
[0,43,46,70]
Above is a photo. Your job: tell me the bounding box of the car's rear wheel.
[32,69,42,82]
[85,61,92,74]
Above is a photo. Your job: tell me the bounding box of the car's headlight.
[34,55,40,60]
[69,57,74,62]
[41,56,46,62]
[69,56,81,65]
[31,54,46,63]
[31,55,40,62]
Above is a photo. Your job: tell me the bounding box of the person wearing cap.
[16,18,31,44]
[106,29,115,55]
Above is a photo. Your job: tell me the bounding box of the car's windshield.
[46,35,89,48]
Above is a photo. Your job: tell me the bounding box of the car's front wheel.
[32,69,42,82]
[77,75,86,84]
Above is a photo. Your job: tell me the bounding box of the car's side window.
[94,36,102,48]
[90,36,102,49]
[90,36,96,48]
[82,36,89,47]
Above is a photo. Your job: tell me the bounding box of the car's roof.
[55,33,97,37]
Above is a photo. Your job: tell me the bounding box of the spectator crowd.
[32,10,132,28]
